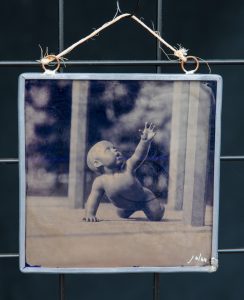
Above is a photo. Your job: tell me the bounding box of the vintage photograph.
[19,74,221,272]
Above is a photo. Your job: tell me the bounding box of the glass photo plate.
[18,73,222,273]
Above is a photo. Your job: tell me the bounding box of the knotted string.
[39,12,192,72]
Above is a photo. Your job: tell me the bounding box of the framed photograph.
[19,73,222,273]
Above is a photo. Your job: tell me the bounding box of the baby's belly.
[107,195,145,209]
[104,178,153,209]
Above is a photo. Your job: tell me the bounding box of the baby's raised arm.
[127,122,156,172]
[84,177,104,222]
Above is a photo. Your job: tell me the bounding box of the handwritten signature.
[187,253,207,264]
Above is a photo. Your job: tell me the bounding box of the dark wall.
[0,0,244,299]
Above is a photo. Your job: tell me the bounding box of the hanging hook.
[116,0,141,17]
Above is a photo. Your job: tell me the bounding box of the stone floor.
[25,197,213,269]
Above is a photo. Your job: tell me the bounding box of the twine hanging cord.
[40,12,200,73]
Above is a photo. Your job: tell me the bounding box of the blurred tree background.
[25,80,71,196]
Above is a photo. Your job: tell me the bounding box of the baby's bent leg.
[143,198,165,221]
[116,208,135,219]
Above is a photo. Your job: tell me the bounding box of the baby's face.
[95,141,124,169]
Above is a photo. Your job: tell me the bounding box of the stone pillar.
[167,81,190,210]
[183,82,211,226]
[68,81,89,208]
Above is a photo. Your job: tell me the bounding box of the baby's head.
[87,140,124,173]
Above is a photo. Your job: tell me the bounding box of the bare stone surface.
[26,197,213,269]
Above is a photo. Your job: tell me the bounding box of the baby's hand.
[83,215,100,222]
[140,122,157,141]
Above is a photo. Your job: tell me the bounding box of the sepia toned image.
[19,74,222,272]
